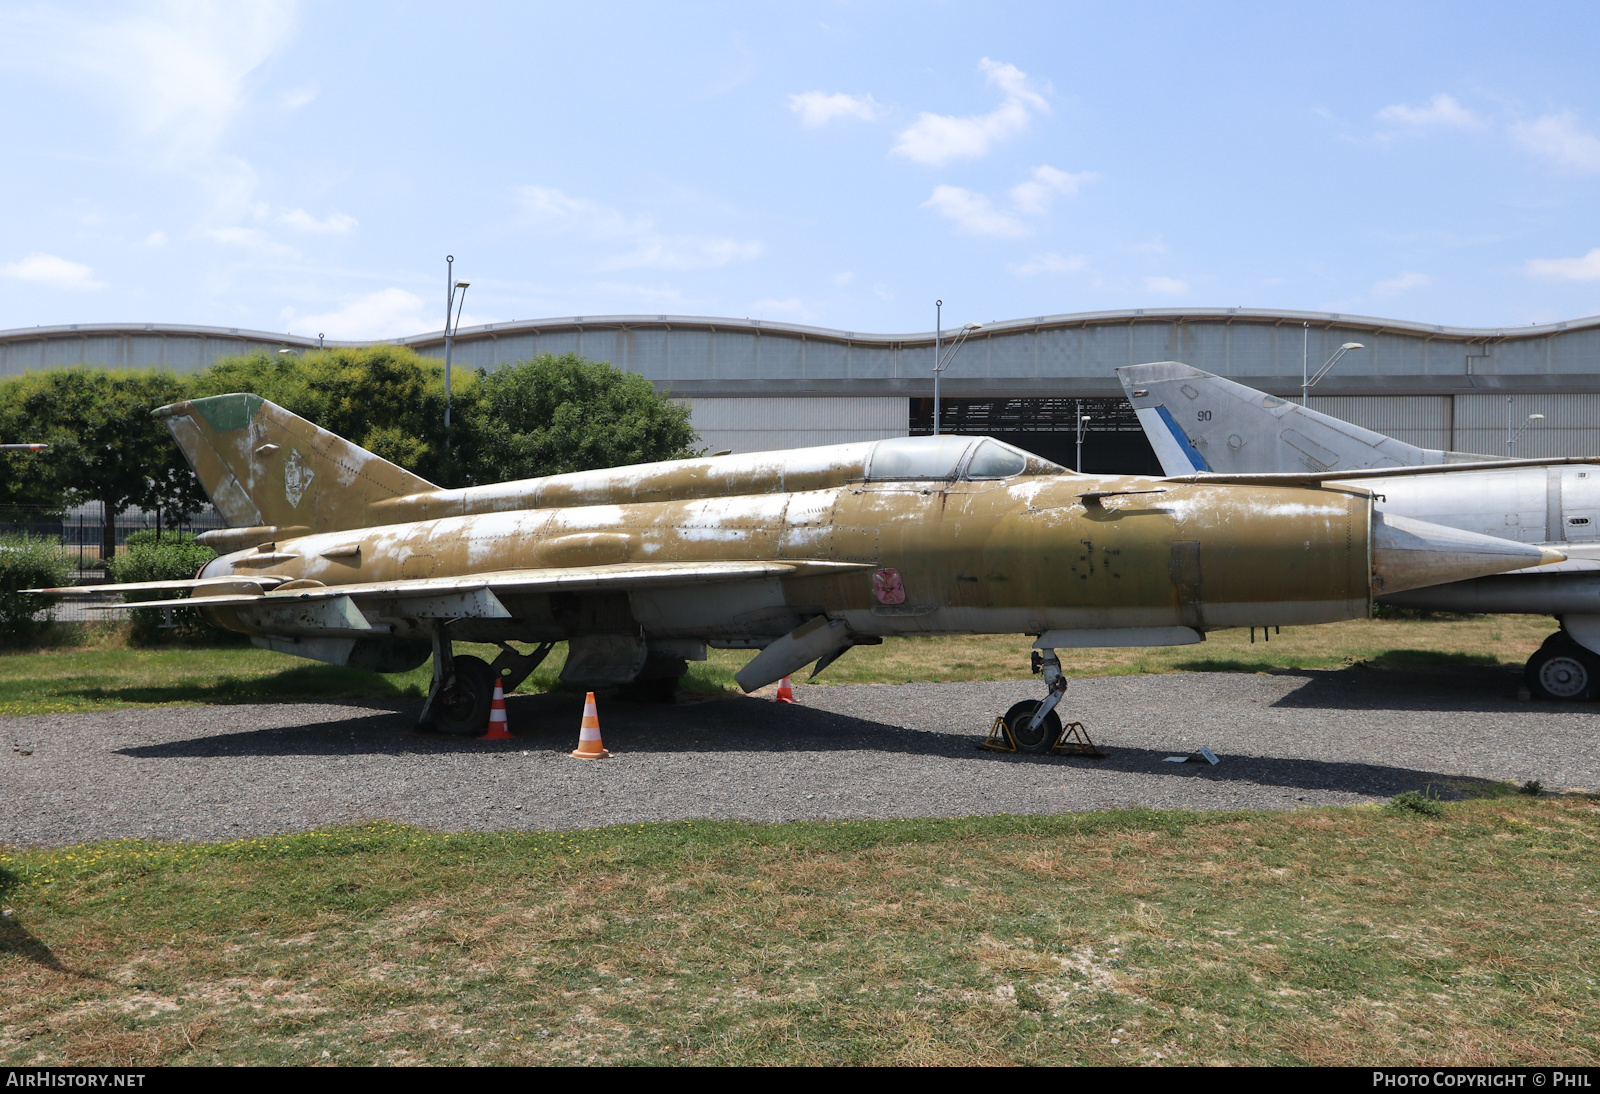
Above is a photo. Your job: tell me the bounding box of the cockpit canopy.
[864,436,1063,482]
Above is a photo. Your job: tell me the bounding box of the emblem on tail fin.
[284,449,314,508]
[154,393,436,535]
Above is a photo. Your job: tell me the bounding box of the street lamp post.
[931,300,980,437]
[933,300,942,436]
[1076,410,1092,473]
[443,255,470,430]
[1506,398,1545,455]
[1302,338,1366,407]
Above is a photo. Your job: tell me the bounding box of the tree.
[463,353,699,483]
[0,368,203,559]
[191,345,477,487]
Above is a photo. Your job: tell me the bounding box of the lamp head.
[1529,413,1546,421]
[455,280,470,289]
[1342,342,1364,350]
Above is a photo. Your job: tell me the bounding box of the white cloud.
[1511,114,1600,173]
[1377,94,1479,128]
[1525,248,1600,281]
[514,185,762,271]
[831,271,854,286]
[281,81,318,110]
[205,226,298,258]
[925,163,1090,238]
[1373,271,1431,294]
[1012,252,1087,277]
[143,231,168,247]
[1008,165,1094,214]
[892,57,1049,166]
[922,186,1027,237]
[280,208,358,234]
[787,91,885,128]
[1144,275,1188,295]
[282,288,432,339]
[0,2,299,163]
[0,253,105,290]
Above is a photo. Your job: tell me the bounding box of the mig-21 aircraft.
[34,393,1567,746]
[1118,360,1600,700]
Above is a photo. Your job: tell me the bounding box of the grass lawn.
[2,794,1595,1066]
[0,613,1557,717]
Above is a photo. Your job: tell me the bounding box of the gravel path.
[4,666,1597,847]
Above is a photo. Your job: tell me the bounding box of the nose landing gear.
[999,647,1069,753]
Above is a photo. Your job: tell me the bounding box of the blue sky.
[2,1,1600,338]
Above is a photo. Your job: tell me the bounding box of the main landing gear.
[418,626,556,735]
[998,647,1069,753]
[1526,632,1600,702]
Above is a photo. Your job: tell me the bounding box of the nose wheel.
[1003,699,1063,752]
[1002,646,1070,753]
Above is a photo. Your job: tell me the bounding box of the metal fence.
[0,503,225,571]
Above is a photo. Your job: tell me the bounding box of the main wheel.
[1003,700,1063,754]
[1526,641,1600,701]
[432,655,497,735]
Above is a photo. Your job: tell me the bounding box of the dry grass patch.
[3,799,1598,1065]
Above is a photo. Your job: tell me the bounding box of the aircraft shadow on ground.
[115,691,1495,800]
[1267,664,1572,712]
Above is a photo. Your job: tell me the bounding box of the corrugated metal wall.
[689,397,907,454]
[1455,394,1600,459]
[1307,396,1453,451]
[1307,393,1600,458]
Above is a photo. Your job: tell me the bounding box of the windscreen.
[965,439,1029,479]
[867,436,972,481]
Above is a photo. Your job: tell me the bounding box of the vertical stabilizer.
[155,393,437,533]
[1116,361,1490,475]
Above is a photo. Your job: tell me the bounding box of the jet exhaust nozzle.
[1371,512,1564,595]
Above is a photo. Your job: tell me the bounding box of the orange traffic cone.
[571,691,611,758]
[774,676,796,704]
[479,676,512,740]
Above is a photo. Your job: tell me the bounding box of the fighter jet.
[1118,360,1600,700]
[34,393,1564,746]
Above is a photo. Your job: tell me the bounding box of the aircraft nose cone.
[1371,513,1563,595]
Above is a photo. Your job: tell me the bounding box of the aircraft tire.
[1004,700,1063,754]
[432,655,497,735]
[1525,641,1600,702]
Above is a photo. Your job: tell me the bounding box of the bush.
[106,533,230,645]
[1388,789,1446,817]
[0,534,76,645]
[464,353,699,484]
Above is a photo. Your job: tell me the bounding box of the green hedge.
[107,533,231,645]
[0,535,76,644]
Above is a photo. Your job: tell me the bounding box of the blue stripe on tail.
[1154,405,1211,473]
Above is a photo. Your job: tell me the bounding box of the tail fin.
[1116,361,1490,476]
[155,393,437,534]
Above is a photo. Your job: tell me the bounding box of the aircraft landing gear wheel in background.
[1004,700,1063,754]
[432,655,497,735]
[1526,641,1600,701]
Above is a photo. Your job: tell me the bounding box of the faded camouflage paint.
[153,393,1376,666]
[156,395,436,536]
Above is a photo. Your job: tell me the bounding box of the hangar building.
[4,308,1599,472]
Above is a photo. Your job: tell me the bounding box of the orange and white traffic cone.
[479,676,512,740]
[774,676,796,704]
[571,691,611,758]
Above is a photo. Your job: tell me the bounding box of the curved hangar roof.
[3,308,1598,397]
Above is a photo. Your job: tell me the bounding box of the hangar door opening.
[908,397,1161,474]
